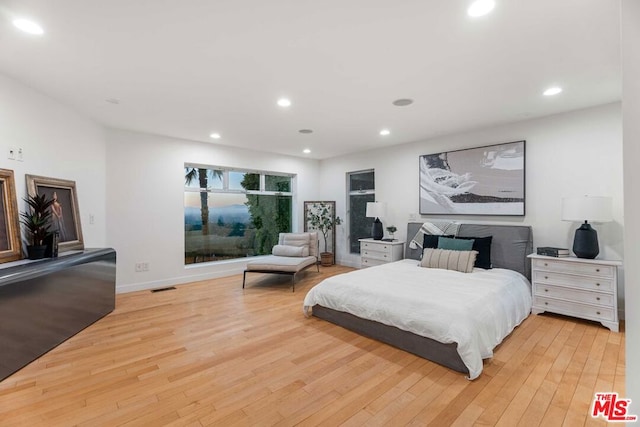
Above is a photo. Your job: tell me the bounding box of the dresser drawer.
[532,270,614,292]
[361,241,393,254]
[361,249,392,262]
[532,259,614,278]
[534,296,615,322]
[361,257,386,268]
[534,284,614,307]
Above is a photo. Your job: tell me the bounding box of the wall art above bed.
[419,140,525,216]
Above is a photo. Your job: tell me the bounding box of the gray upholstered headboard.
[405,222,533,279]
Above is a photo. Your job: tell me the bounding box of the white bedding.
[302,259,532,380]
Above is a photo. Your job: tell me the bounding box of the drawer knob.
[544,263,548,266]
[596,268,600,272]
[544,276,548,280]
[544,289,548,292]
[545,302,548,305]
[596,283,600,287]
[384,255,387,258]
[597,311,601,315]
[596,297,601,301]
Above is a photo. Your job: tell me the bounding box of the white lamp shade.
[366,202,386,218]
[562,196,612,223]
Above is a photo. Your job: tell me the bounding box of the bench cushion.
[246,255,317,273]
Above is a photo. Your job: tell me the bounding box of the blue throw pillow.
[437,236,474,251]
[423,234,454,249]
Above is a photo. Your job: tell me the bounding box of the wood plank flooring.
[0,266,625,426]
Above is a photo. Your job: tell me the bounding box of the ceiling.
[0,0,621,159]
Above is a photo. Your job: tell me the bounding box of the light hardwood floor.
[0,266,625,426]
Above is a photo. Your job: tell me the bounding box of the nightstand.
[528,254,621,332]
[359,239,404,268]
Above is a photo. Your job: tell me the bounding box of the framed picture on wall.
[26,175,84,252]
[304,201,337,255]
[419,140,526,216]
[0,169,23,263]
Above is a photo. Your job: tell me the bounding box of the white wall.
[320,103,624,306]
[105,129,321,293]
[0,72,107,249]
[622,0,639,408]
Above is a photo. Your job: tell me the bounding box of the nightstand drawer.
[533,296,615,322]
[361,241,393,253]
[534,284,614,307]
[361,249,392,262]
[532,271,614,292]
[532,259,614,278]
[361,257,386,268]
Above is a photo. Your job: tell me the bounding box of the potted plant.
[306,202,342,266]
[386,225,397,241]
[20,193,54,260]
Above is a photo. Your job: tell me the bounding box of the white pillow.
[281,233,311,256]
[272,245,307,257]
[420,248,478,273]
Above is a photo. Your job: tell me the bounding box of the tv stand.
[0,248,116,381]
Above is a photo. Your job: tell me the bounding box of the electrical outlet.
[89,214,95,224]
[17,147,24,162]
[8,147,16,160]
[135,262,150,272]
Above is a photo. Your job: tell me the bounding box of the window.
[184,165,293,264]
[347,170,375,253]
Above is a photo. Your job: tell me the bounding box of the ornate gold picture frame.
[0,169,22,263]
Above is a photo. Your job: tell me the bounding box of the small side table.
[359,239,404,268]
[528,254,621,332]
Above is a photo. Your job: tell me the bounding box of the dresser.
[528,254,621,332]
[359,239,404,267]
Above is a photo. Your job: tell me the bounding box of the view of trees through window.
[184,165,293,264]
[348,170,375,253]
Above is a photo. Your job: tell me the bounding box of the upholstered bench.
[243,232,319,291]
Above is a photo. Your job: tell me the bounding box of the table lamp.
[561,196,612,259]
[366,202,386,240]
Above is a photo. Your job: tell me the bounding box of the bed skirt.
[312,305,469,375]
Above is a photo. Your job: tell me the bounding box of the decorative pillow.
[455,236,493,269]
[422,234,454,249]
[437,236,474,251]
[421,248,478,273]
[281,233,311,256]
[272,245,307,257]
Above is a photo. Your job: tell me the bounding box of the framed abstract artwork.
[419,140,526,215]
[0,169,22,263]
[26,175,84,252]
[304,201,337,254]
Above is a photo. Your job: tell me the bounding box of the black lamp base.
[371,218,383,240]
[573,221,599,259]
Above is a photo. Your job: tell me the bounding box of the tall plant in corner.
[306,202,341,255]
[20,193,54,259]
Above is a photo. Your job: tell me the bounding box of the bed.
[303,222,533,380]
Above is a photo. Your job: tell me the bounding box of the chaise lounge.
[242,232,319,292]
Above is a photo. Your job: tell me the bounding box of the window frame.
[346,169,375,254]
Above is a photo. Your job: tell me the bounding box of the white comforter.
[303,259,532,380]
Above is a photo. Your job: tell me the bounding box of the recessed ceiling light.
[392,98,414,107]
[106,98,120,104]
[209,133,221,139]
[380,129,391,136]
[13,18,44,35]
[303,148,311,154]
[277,98,292,108]
[543,87,563,96]
[299,129,313,134]
[467,0,495,17]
